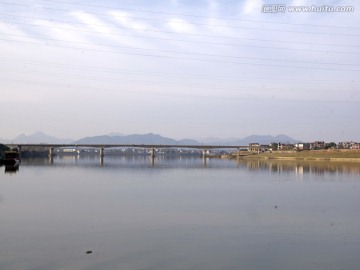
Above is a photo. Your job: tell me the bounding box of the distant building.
[352,143,360,149]
[338,141,360,149]
[325,142,337,149]
[277,143,294,150]
[248,143,260,152]
[294,143,311,151]
[248,143,271,152]
[310,141,325,150]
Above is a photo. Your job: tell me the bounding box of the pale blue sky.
[0,0,359,142]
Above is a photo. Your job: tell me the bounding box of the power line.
[2,20,360,56]
[1,37,359,72]
[1,33,358,67]
[1,75,357,104]
[1,1,359,36]
[39,0,360,30]
[1,56,357,85]
[1,13,359,48]
[1,66,354,94]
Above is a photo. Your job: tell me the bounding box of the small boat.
[1,150,20,165]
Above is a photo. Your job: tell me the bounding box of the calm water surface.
[1,156,360,270]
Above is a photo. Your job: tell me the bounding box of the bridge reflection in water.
[10,154,360,177]
[46,154,214,167]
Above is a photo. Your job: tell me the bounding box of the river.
[1,156,360,270]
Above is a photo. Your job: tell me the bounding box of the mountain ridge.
[74,133,199,145]
[1,131,73,144]
[1,131,299,145]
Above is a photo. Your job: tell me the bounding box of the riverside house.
[338,141,360,149]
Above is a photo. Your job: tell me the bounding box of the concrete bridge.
[7,144,248,162]
[8,144,248,156]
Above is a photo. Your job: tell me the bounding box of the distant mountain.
[2,131,298,146]
[199,137,239,144]
[11,131,73,144]
[234,134,299,145]
[107,132,125,137]
[75,133,200,145]
[177,139,200,145]
[203,134,299,145]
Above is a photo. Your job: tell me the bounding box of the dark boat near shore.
[0,150,20,165]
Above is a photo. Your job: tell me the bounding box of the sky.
[0,0,359,142]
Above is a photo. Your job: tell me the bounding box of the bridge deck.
[8,144,248,149]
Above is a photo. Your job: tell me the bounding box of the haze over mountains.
[0,131,299,145]
[0,131,73,144]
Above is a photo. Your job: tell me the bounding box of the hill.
[1,131,299,146]
[9,131,73,144]
[203,134,299,145]
[75,133,200,145]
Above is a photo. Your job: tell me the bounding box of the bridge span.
[7,143,248,159]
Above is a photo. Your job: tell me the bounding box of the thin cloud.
[165,18,197,33]
[109,11,151,31]
[0,0,359,140]
[70,11,114,35]
[242,0,264,15]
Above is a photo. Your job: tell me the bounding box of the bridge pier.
[17,145,22,161]
[49,147,55,157]
[49,155,54,165]
[150,148,156,158]
[202,149,208,167]
[99,148,104,166]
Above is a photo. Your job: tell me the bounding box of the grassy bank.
[241,150,360,162]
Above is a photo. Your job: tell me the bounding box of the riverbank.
[225,150,360,162]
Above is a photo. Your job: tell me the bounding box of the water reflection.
[240,159,360,175]
[16,155,360,176]
[1,155,360,270]
[1,164,20,174]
